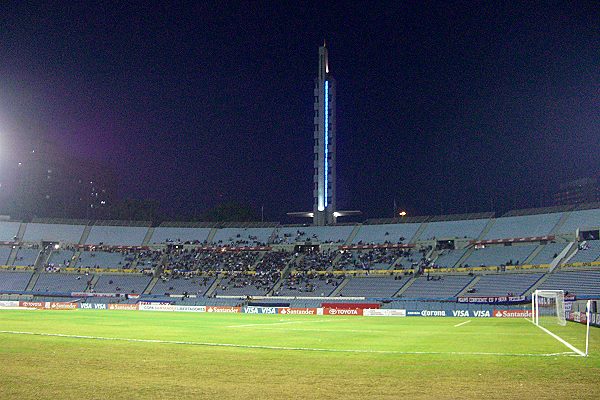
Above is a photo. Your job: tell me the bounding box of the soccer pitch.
[1,310,599,399]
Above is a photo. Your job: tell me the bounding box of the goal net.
[533,290,566,326]
[532,290,590,357]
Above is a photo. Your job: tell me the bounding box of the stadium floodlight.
[532,290,590,357]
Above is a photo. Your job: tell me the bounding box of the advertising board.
[206,306,241,313]
[80,303,107,310]
[323,307,363,316]
[493,309,533,318]
[278,308,318,315]
[244,306,278,314]
[363,309,406,317]
[108,303,139,310]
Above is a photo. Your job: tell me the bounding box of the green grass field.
[1,309,599,399]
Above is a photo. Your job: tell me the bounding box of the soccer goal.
[532,290,590,357]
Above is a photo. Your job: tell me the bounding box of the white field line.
[240,327,387,333]
[454,320,472,328]
[227,318,345,328]
[527,319,586,357]
[0,330,577,358]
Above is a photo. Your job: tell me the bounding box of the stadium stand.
[462,244,537,267]
[538,269,600,297]
[150,227,211,244]
[351,223,421,244]
[12,247,40,267]
[211,227,274,246]
[337,276,405,297]
[0,246,13,264]
[46,249,76,268]
[337,248,416,270]
[529,242,568,265]
[469,273,543,296]
[0,221,21,241]
[76,250,132,269]
[93,274,152,294]
[483,213,563,240]
[151,275,215,296]
[556,208,600,234]
[400,275,474,299]
[293,249,338,271]
[32,272,91,293]
[276,272,343,297]
[272,225,353,244]
[433,248,468,268]
[86,225,149,246]
[0,271,33,292]
[419,219,489,240]
[2,206,600,303]
[22,223,86,243]
[566,241,600,264]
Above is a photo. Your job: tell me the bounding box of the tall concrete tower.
[313,42,337,225]
[287,43,360,226]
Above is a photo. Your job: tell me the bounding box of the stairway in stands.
[24,245,54,291]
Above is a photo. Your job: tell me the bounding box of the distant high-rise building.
[553,176,600,206]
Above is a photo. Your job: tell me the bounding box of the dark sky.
[0,2,598,221]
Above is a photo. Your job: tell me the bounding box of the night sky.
[0,2,598,221]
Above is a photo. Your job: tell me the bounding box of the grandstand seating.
[337,276,405,297]
[86,226,149,246]
[293,250,337,271]
[12,247,39,267]
[151,275,215,296]
[46,249,76,268]
[32,273,90,293]
[462,244,537,267]
[23,223,85,243]
[470,273,543,296]
[400,275,474,299]
[419,219,489,240]
[556,209,600,234]
[538,269,600,297]
[76,251,131,269]
[484,213,563,240]
[2,207,600,302]
[0,271,32,292]
[0,246,13,265]
[276,273,342,297]
[150,227,211,244]
[93,274,152,294]
[214,272,278,296]
[272,226,353,244]
[0,221,21,241]
[337,249,416,270]
[211,227,274,246]
[351,223,421,244]
[566,241,600,264]
[529,242,567,265]
[434,249,468,268]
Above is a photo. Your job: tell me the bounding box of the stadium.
[1,205,600,398]
[1,3,599,400]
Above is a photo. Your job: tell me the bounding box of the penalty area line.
[0,330,576,358]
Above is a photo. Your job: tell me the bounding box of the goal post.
[532,290,566,326]
[531,290,590,357]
